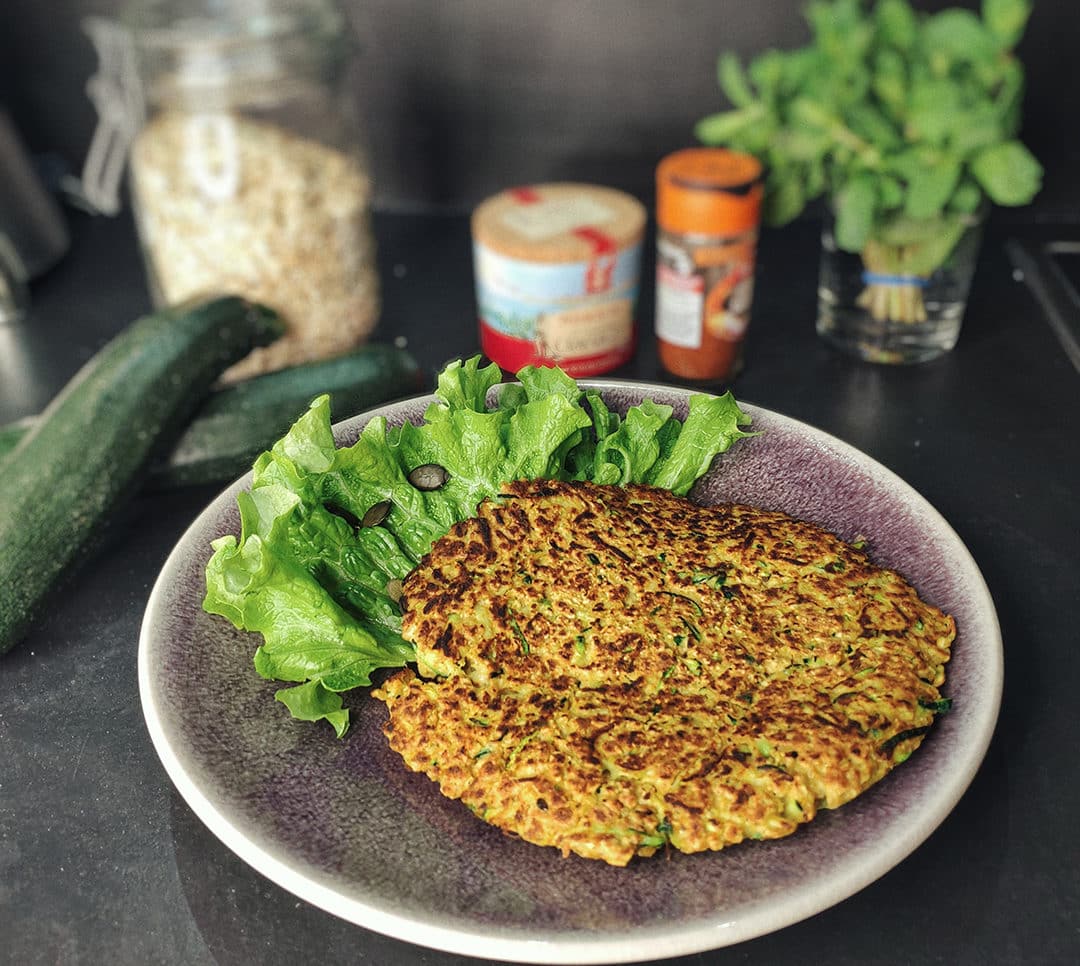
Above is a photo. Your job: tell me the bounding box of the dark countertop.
[2,207,1078,965]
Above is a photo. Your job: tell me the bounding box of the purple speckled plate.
[138,381,1002,964]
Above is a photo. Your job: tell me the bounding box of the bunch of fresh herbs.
[696,0,1043,323]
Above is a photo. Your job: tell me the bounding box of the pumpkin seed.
[361,499,392,528]
[408,463,449,490]
[385,578,403,602]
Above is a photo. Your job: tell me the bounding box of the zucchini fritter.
[374,480,955,866]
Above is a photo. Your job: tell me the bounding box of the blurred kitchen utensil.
[0,108,70,282]
[0,232,29,324]
[0,107,70,323]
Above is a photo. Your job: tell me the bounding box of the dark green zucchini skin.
[0,417,31,462]
[154,342,423,487]
[0,296,283,654]
[0,344,424,489]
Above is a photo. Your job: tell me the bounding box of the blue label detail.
[860,271,930,288]
[474,241,643,339]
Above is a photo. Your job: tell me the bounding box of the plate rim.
[138,380,1003,964]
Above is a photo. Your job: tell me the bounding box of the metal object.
[1005,238,1080,375]
[0,108,70,303]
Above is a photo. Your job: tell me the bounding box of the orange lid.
[656,148,763,235]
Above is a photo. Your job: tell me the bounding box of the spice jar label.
[655,254,756,349]
[537,300,634,360]
[655,264,706,348]
[474,239,641,376]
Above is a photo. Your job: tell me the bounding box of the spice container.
[655,148,763,383]
[472,183,646,377]
[122,0,378,382]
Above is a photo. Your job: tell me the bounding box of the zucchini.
[153,343,423,487]
[0,296,284,654]
[0,416,32,462]
[0,344,424,489]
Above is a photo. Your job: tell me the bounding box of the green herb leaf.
[971,140,1044,205]
[894,217,969,276]
[762,167,807,226]
[920,9,998,68]
[876,0,918,51]
[847,103,902,152]
[871,48,908,118]
[948,100,1006,158]
[718,51,756,108]
[749,49,788,101]
[982,0,1033,49]
[834,173,878,252]
[948,178,984,214]
[904,158,962,220]
[694,108,763,148]
[906,77,962,146]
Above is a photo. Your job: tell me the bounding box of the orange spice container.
[654,148,763,382]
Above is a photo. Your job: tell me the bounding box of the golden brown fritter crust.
[374,480,955,866]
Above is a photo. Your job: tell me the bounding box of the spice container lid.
[472,183,646,263]
[656,148,763,236]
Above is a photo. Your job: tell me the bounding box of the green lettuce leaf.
[646,392,758,495]
[591,399,674,486]
[204,527,414,739]
[274,680,350,739]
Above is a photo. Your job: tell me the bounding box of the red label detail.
[657,263,704,292]
[584,258,615,294]
[572,226,618,294]
[479,320,634,377]
[509,186,541,204]
[571,225,618,256]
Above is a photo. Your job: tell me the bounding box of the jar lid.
[472,183,646,263]
[125,0,350,108]
[656,148,763,235]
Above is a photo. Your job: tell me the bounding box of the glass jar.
[816,206,985,365]
[123,0,379,382]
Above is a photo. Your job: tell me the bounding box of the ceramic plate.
[138,381,1002,964]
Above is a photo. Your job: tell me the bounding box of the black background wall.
[0,0,1075,218]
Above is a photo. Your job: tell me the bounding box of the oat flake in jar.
[123,0,379,382]
[471,183,646,377]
